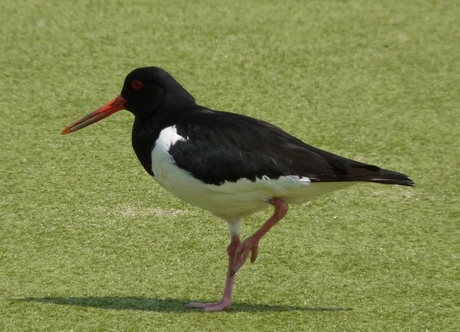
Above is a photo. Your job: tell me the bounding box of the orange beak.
[61,95,126,135]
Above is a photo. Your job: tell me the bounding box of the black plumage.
[124,67,413,187]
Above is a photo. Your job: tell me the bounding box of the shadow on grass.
[18,296,351,313]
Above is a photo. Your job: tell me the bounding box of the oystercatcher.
[62,67,414,311]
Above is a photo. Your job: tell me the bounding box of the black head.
[121,67,196,117]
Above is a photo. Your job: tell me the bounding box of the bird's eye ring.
[131,80,143,90]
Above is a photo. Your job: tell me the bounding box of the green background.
[1,0,458,331]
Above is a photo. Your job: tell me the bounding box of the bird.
[61,66,414,311]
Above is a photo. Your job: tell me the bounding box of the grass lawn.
[1,0,459,330]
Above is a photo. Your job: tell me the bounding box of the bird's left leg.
[188,234,241,311]
[231,197,289,275]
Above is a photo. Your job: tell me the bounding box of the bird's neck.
[130,105,196,176]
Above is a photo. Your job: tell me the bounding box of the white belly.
[151,126,355,220]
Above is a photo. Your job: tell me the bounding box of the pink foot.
[187,298,232,312]
[231,236,259,275]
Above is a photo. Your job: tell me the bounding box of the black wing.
[169,108,414,186]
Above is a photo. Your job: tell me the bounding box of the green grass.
[1,0,459,330]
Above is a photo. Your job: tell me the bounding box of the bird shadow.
[17,296,351,313]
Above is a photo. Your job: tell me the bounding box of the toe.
[187,300,231,311]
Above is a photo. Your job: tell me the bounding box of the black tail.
[310,156,415,186]
[368,168,414,186]
[303,144,414,186]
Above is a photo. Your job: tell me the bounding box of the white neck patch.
[154,125,186,153]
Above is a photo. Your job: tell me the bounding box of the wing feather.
[168,109,413,186]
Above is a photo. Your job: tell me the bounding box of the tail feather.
[369,168,414,186]
[307,146,414,186]
[311,160,415,186]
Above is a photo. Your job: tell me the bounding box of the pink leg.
[188,235,241,311]
[231,197,289,275]
[187,198,288,312]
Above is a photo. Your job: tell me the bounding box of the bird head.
[61,67,195,135]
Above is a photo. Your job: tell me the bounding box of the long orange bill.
[61,95,126,135]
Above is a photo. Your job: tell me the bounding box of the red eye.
[131,80,143,90]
